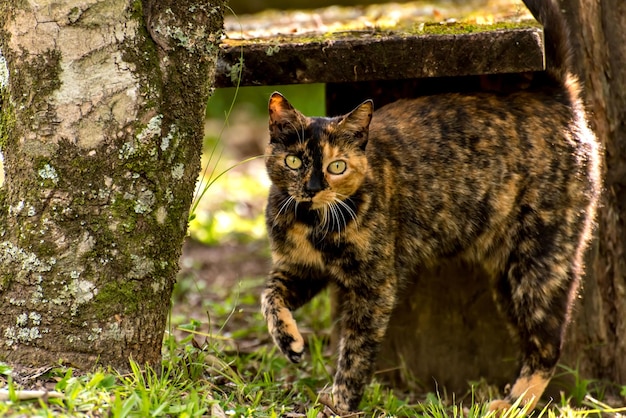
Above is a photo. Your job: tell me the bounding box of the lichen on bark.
[0,0,225,370]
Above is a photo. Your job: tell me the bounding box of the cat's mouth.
[310,191,335,210]
[310,201,327,210]
[289,191,343,211]
[291,196,327,211]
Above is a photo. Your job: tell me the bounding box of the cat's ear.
[338,99,373,149]
[268,92,305,139]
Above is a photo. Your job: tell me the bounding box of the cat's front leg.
[331,281,396,412]
[262,268,328,363]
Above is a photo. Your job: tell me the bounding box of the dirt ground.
[172,238,272,349]
[178,239,268,301]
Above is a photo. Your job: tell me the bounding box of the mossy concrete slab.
[215,1,544,87]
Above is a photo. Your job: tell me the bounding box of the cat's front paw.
[281,333,304,363]
[266,306,304,363]
[488,399,513,413]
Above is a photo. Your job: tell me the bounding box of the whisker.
[326,201,336,235]
[320,205,330,241]
[326,203,337,236]
[285,120,298,139]
[286,118,307,144]
[273,195,295,227]
[334,197,359,232]
[309,195,360,239]
[278,196,294,216]
[334,201,348,234]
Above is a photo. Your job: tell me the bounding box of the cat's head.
[265,92,373,211]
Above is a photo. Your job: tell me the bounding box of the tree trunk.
[0,0,225,370]
[559,0,626,385]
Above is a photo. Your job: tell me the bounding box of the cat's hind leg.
[489,218,583,412]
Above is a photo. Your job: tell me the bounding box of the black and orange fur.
[261,0,601,413]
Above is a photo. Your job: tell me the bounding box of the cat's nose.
[305,175,323,195]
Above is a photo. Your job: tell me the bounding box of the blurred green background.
[206,84,326,120]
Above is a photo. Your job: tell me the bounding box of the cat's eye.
[285,155,302,170]
[327,160,347,175]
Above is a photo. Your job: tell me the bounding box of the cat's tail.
[522,0,574,85]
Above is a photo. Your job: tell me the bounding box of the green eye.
[327,160,347,175]
[285,155,302,170]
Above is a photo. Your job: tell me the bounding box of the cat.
[261,0,601,413]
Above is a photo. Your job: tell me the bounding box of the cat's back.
[370,86,580,157]
[364,87,599,261]
[367,86,594,186]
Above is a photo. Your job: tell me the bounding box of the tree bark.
[559,0,626,385]
[0,0,225,370]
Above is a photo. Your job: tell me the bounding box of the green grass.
[2,286,626,417]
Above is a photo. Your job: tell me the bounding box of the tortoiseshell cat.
[261,0,601,413]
